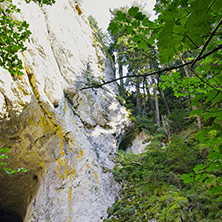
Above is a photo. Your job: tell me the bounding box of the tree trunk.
[118,61,125,97]
[136,80,142,115]
[146,78,155,113]
[152,76,160,127]
[160,89,171,115]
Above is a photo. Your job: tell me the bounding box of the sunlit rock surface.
[0,1,130,221]
[126,131,151,154]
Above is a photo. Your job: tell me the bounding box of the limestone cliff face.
[0,1,129,221]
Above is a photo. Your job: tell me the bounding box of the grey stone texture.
[0,1,130,221]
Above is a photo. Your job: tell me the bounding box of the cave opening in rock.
[0,172,39,222]
[0,208,22,222]
[118,132,136,151]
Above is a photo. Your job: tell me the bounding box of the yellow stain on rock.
[56,138,79,180]
[16,85,27,96]
[68,140,76,153]
[77,149,83,158]
[75,4,82,15]
[64,100,67,112]
[72,164,76,178]
[68,187,72,205]
[79,149,83,157]
[65,159,69,176]
[23,56,80,186]
[25,64,40,102]
[55,128,83,180]
[68,143,72,153]
[56,156,64,178]
[56,126,65,156]
[94,172,99,184]
[56,155,73,180]
[76,149,84,159]
[39,117,51,135]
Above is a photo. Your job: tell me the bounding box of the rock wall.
[0,1,130,221]
[126,131,151,154]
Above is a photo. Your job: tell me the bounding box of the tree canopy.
[0,0,55,76]
[106,0,222,212]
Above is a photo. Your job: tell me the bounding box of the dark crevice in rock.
[0,171,39,221]
[53,100,59,108]
[0,208,22,222]
[0,102,53,221]
[118,132,137,151]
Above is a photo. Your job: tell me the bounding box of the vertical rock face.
[0,1,130,221]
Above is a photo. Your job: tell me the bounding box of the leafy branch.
[0,147,28,175]
[0,0,56,76]
[191,18,222,68]
[187,64,222,93]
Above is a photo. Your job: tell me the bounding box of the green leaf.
[195,173,209,183]
[190,109,203,117]
[215,112,222,121]
[9,170,17,175]
[204,177,213,184]
[193,164,206,173]
[180,173,194,183]
[135,12,146,20]
[209,186,222,195]
[126,26,134,35]
[0,162,7,165]
[128,7,139,18]
[0,154,9,159]
[206,162,220,172]
[205,91,218,103]
[142,17,151,26]
[108,21,118,31]
[138,40,148,50]
[17,167,29,173]
[0,147,10,153]
[115,11,126,21]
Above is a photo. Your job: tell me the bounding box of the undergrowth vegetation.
[105,131,222,221]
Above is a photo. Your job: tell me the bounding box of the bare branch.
[80,44,222,90]
[186,65,222,93]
